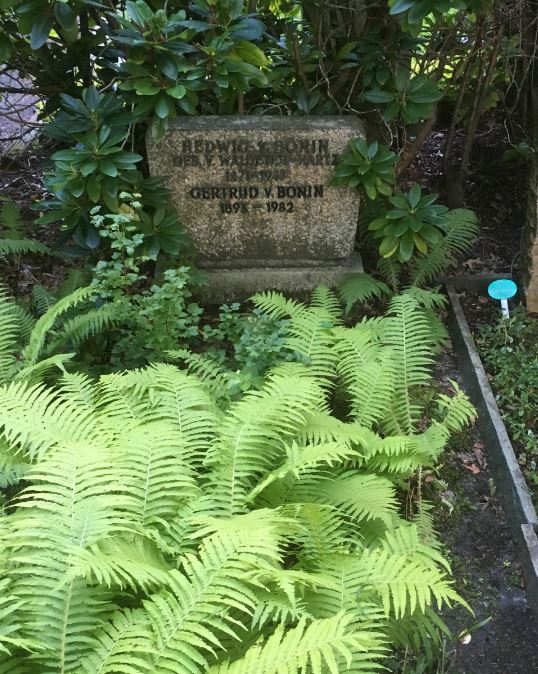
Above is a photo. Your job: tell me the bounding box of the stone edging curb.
[445,282,538,614]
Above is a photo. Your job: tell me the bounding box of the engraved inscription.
[173,135,334,219]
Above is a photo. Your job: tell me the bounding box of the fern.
[310,284,343,321]
[0,287,20,383]
[31,284,57,316]
[409,209,478,287]
[22,286,95,366]
[207,613,383,674]
[0,201,50,256]
[380,293,436,434]
[251,291,306,320]
[168,348,231,401]
[339,273,391,315]
[0,238,50,256]
[0,285,475,674]
[0,200,24,237]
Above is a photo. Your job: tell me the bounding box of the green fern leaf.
[0,238,50,256]
[44,304,118,356]
[339,274,391,315]
[22,286,95,366]
[31,284,56,316]
[168,348,231,401]
[0,200,25,237]
[310,285,343,321]
[380,294,435,433]
[208,370,324,515]
[250,291,306,320]
[409,209,478,287]
[207,613,381,674]
[0,288,21,384]
[77,609,154,674]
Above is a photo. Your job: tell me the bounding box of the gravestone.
[147,116,363,299]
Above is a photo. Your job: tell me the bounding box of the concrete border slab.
[446,282,538,615]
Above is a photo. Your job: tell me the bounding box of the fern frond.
[104,364,218,460]
[247,441,359,503]
[12,303,34,344]
[207,613,382,674]
[0,578,32,655]
[250,291,306,319]
[380,295,435,433]
[347,353,396,429]
[385,606,450,663]
[168,348,231,401]
[114,421,199,542]
[0,238,49,256]
[401,287,447,311]
[77,609,154,674]
[323,472,398,525]
[0,380,104,459]
[379,524,450,572]
[7,444,132,671]
[45,304,117,355]
[436,382,476,432]
[409,209,478,287]
[0,200,24,237]
[290,504,355,562]
[333,325,395,428]
[13,352,75,385]
[140,528,272,674]
[58,268,92,297]
[339,274,391,315]
[376,258,401,292]
[208,371,324,515]
[68,537,172,591]
[358,548,463,618]
[310,285,343,321]
[31,284,56,316]
[22,286,95,366]
[0,288,20,384]
[58,371,98,410]
[284,308,338,386]
[294,410,363,446]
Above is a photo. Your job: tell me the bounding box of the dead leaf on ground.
[473,441,486,467]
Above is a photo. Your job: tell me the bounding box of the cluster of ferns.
[0,282,475,674]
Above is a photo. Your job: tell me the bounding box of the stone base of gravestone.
[200,252,363,302]
[147,116,364,299]
[523,154,538,313]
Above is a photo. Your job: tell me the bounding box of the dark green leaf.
[54,2,76,31]
[30,15,53,49]
[100,160,118,177]
[230,18,265,41]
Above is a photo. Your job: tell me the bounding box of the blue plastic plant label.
[488,279,518,300]
[488,279,518,318]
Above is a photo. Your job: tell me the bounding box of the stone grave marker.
[147,116,364,299]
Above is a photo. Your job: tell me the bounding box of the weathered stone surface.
[201,253,364,303]
[147,116,363,268]
[523,155,538,313]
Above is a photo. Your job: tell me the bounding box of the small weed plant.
[477,306,538,492]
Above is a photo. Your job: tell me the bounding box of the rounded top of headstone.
[488,279,518,300]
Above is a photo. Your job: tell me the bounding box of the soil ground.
[434,344,538,674]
